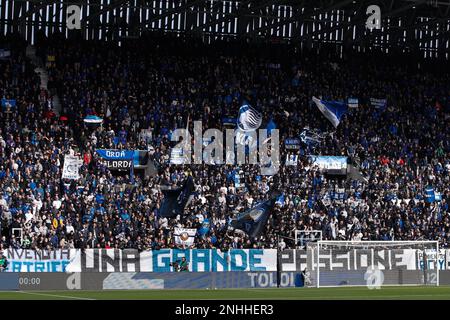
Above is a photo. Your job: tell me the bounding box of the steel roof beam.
[245,0,355,37]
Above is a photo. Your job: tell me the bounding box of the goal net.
[306,241,439,288]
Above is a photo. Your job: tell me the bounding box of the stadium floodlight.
[306,241,440,288]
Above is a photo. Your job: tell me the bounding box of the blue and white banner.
[75,249,277,272]
[78,249,276,272]
[1,98,16,111]
[139,249,277,272]
[96,149,134,160]
[309,155,348,170]
[83,115,103,124]
[370,98,387,110]
[425,186,442,203]
[96,149,135,173]
[285,154,298,166]
[285,138,301,150]
[174,228,197,246]
[312,96,348,128]
[5,249,450,273]
[3,249,79,272]
[347,97,359,108]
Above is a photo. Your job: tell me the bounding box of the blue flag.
[230,198,276,238]
[159,176,195,218]
[275,193,285,206]
[198,218,210,237]
[312,97,348,128]
[1,98,16,111]
[425,186,435,203]
[425,186,442,203]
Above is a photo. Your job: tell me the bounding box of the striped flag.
[312,97,348,128]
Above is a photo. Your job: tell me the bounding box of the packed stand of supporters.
[0,34,449,251]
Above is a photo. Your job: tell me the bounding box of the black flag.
[231,197,276,238]
[159,176,195,218]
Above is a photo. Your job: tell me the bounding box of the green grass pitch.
[2,286,450,300]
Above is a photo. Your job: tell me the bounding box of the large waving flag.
[237,104,262,132]
[230,197,276,238]
[159,176,195,218]
[312,97,348,128]
[235,104,262,149]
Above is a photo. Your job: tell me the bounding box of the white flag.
[62,155,83,180]
[174,227,196,246]
[237,105,262,132]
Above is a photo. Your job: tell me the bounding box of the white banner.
[420,249,447,270]
[348,97,359,108]
[62,155,83,180]
[4,248,449,272]
[310,155,348,170]
[3,249,80,272]
[174,228,196,247]
[281,249,447,272]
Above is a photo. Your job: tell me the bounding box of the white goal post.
[306,240,440,288]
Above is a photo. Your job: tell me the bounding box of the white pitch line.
[17,291,96,300]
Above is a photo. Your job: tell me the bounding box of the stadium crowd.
[0,34,449,251]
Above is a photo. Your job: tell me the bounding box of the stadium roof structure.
[1,0,450,57]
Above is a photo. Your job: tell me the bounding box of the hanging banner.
[285,138,301,150]
[62,155,83,180]
[174,228,197,247]
[96,149,134,160]
[1,98,16,112]
[3,249,80,272]
[309,155,347,174]
[96,149,134,171]
[2,248,448,273]
[138,249,277,272]
[347,97,359,108]
[370,98,387,109]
